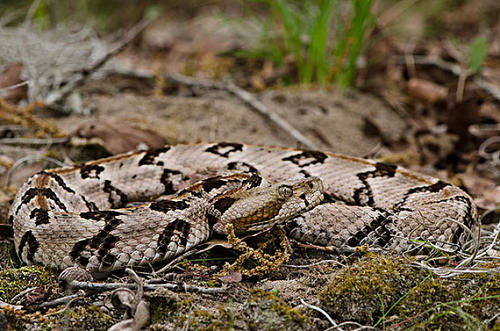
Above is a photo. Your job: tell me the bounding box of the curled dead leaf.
[407,78,448,103]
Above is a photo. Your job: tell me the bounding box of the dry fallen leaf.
[407,78,448,103]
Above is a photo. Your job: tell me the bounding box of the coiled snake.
[9,143,477,272]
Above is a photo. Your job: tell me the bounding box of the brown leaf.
[0,63,27,104]
[407,78,448,103]
[74,119,167,154]
[24,287,49,305]
[479,102,500,123]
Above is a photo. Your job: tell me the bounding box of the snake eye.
[278,185,293,198]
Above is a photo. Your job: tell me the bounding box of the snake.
[8,142,478,272]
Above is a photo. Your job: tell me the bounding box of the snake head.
[211,177,324,235]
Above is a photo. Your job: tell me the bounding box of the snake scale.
[9,142,478,272]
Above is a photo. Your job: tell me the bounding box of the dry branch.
[164,74,318,149]
[64,279,226,294]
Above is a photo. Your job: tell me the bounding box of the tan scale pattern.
[9,143,477,271]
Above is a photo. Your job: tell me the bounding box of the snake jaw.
[213,177,324,234]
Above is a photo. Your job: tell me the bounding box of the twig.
[125,268,143,302]
[282,260,345,269]
[326,321,376,331]
[294,241,382,254]
[0,136,69,145]
[23,0,41,26]
[0,300,23,311]
[299,299,340,329]
[44,293,86,316]
[164,74,318,149]
[7,155,66,186]
[65,279,226,294]
[0,80,29,94]
[10,287,37,304]
[46,17,153,111]
[102,68,318,148]
[154,247,200,274]
[30,292,85,311]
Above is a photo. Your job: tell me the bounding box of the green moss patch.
[319,254,500,329]
[396,272,500,330]
[319,254,424,325]
[0,265,58,302]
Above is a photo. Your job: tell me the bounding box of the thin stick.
[47,18,153,110]
[154,248,200,274]
[0,300,23,311]
[0,80,29,94]
[30,292,85,311]
[125,268,143,302]
[65,279,226,294]
[10,287,37,304]
[299,299,340,329]
[0,136,69,145]
[164,74,318,150]
[101,68,318,149]
[282,260,345,268]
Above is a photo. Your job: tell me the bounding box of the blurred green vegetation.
[468,36,487,74]
[237,0,374,87]
[0,0,490,87]
[0,0,164,32]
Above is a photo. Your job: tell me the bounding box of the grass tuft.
[239,0,374,87]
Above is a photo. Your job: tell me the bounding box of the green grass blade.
[469,36,487,74]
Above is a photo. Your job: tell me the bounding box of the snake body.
[9,143,477,271]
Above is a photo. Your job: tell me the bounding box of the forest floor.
[0,1,499,330]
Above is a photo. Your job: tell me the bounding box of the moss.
[0,265,58,302]
[396,272,500,330]
[49,305,113,330]
[0,242,20,271]
[318,253,426,325]
[319,255,499,329]
[148,291,199,329]
[250,289,308,324]
[147,286,310,330]
[2,302,113,330]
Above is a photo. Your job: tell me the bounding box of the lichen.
[221,224,291,277]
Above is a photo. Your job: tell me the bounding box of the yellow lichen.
[221,224,291,277]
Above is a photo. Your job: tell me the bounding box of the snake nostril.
[300,193,306,200]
